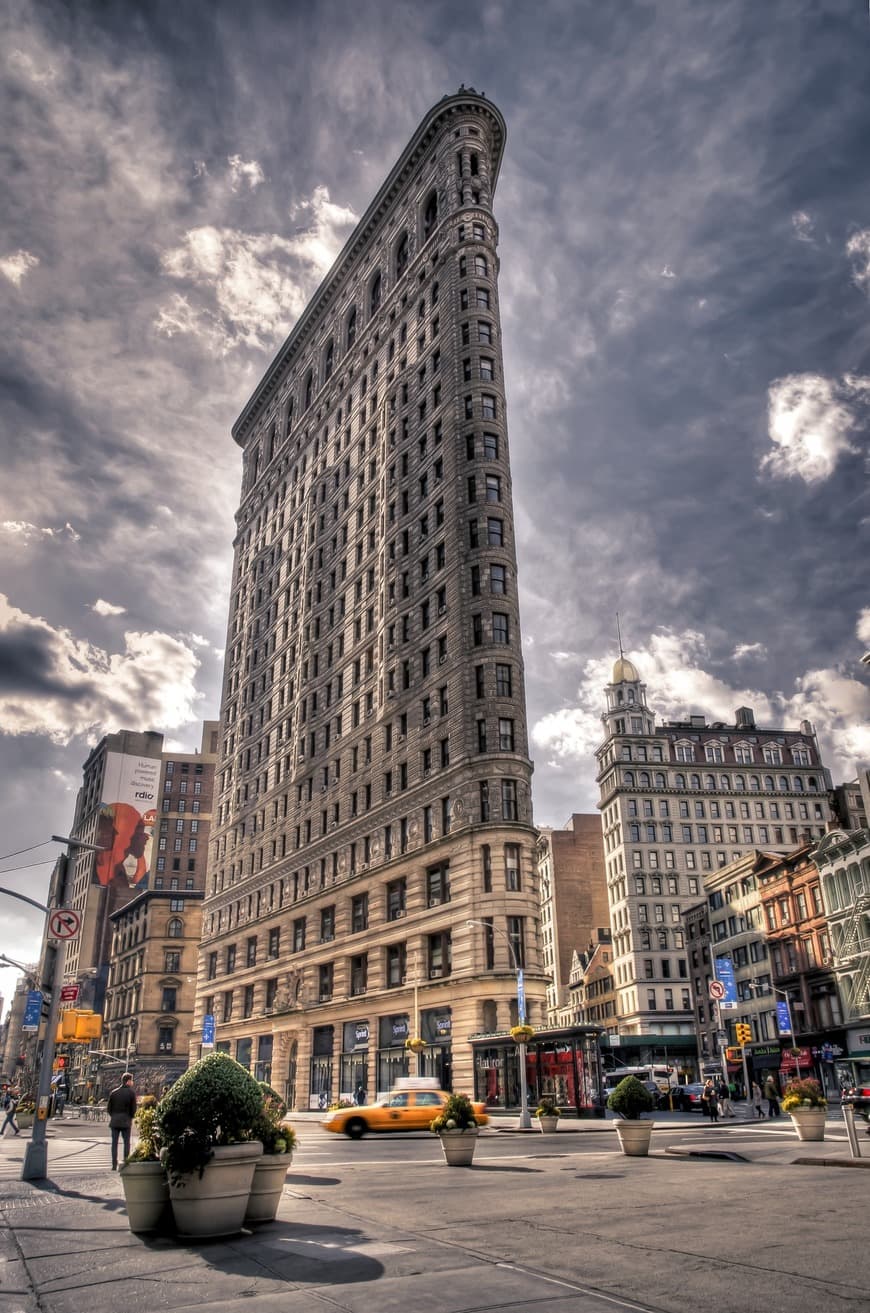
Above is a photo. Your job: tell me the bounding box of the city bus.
[601,1065,678,1099]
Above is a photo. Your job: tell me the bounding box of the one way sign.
[48,908,82,940]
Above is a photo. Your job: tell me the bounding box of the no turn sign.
[708,980,726,1001]
[48,908,82,940]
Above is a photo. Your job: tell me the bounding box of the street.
[2,1109,868,1313]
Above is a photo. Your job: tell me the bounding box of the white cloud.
[0,594,202,744]
[91,599,127,617]
[157,186,359,352]
[532,627,870,788]
[0,249,39,286]
[660,265,676,278]
[227,155,265,191]
[731,642,767,661]
[858,608,870,647]
[846,229,870,293]
[0,520,80,543]
[791,210,815,243]
[761,372,864,484]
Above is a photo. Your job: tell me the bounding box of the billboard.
[94,752,160,888]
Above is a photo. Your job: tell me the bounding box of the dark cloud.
[0,0,868,990]
[0,626,91,698]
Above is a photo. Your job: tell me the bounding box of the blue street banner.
[202,1013,215,1047]
[517,969,526,1023]
[22,990,43,1032]
[713,957,738,1010]
[776,1000,793,1037]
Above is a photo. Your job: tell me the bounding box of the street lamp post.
[467,919,532,1129]
[6,834,105,1182]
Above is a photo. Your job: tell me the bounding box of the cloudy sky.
[1,0,868,1006]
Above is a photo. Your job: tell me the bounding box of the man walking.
[1,1087,21,1136]
[106,1073,136,1170]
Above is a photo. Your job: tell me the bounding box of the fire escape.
[835,894,870,1021]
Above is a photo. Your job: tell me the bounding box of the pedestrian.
[717,1078,735,1118]
[355,1083,366,1106]
[764,1074,780,1118]
[1,1087,21,1136]
[701,1078,719,1122]
[106,1072,137,1170]
[752,1081,765,1119]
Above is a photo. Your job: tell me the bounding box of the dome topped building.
[611,655,640,685]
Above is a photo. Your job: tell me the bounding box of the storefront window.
[310,1024,334,1110]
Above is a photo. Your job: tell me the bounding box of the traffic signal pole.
[22,937,67,1181]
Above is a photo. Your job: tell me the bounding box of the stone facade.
[195,91,543,1107]
[596,655,833,1039]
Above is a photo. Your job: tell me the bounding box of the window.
[428,929,452,978]
[498,717,515,750]
[395,231,409,278]
[242,984,254,1018]
[496,663,512,697]
[268,927,280,958]
[346,305,357,348]
[386,943,406,987]
[320,905,335,941]
[370,271,382,316]
[492,612,509,644]
[350,953,368,996]
[507,916,525,968]
[164,950,180,973]
[423,189,438,240]
[246,936,257,968]
[483,431,498,459]
[351,893,369,933]
[501,778,518,821]
[481,394,496,419]
[427,861,450,906]
[486,517,504,547]
[161,986,177,1012]
[292,917,306,951]
[167,917,183,938]
[207,951,217,980]
[485,473,501,502]
[386,879,406,921]
[505,843,521,890]
[318,962,333,1001]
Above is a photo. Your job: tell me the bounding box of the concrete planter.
[119,1160,170,1233]
[438,1128,478,1166]
[169,1141,262,1239]
[537,1115,560,1134]
[16,1113,34,1130]
[788,1107,826,1142]
[614,1120,654,1156]
[244,1152,291,1224]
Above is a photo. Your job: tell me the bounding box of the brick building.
[536,814,610,1024]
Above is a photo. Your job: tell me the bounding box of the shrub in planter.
[246,1083,297,1225]
[119,1105,170,1234]
[781,1078,826,1112]
[156,1052,264,1184]
[430,1092,479,1165]
[535,1094,561,1132]
[606,1076,655,1121]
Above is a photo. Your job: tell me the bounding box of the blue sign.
[202,1013,215,1047]
[517,969,526,1023]
[714,957,738,1009]
[776,1000,793,1037]
[22,990,43,1032]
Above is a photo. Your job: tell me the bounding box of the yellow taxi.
[322,1077,489,1139]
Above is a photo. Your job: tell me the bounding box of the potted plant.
[535,1094,561,1133]
[510,1024,535,1044]
[155,1053,264,1238]
[245,1083,297,1224]
[607,1076,655,1156]
[781,1077,827,1142]
[16,1101,35,1129]
[404,1036,427,1054]
[430,1091,480,1166]
[119,1105,170,1234]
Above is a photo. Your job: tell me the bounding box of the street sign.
[708,980,726,1000]
[22,990,43,1032]
[776,1000,793,1037]
[713,956,738,1009]
[202,1014,215,1047]
[517,969,526,1023]
[48,908,81,940]
[60,984,79,1004]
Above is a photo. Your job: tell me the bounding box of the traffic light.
[55,1010,103,1043]
[735,1023,752,1046]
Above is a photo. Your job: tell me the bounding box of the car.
[322,1078,489,1139]
[676,1082,706,1112]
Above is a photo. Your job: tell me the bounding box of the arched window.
[655,772,666,788]
[764,775,775,790]
[734,775,745,791]
[624,771,634,786]
[779,776,789,791]
[690,774,701,790]
[395,231,409,279]
[369,271,382,317]
[423,189,438,241]
[793,776,804,792]
[704,774,715,790]
[167,918,183,938]
[749,775,760,791]
[323,339,334,382]
[675,773,685,789]
[285,396,294,438]
[304,370,314,410]
[719,774,730,790]
[346,305,357,349]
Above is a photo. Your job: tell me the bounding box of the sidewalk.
[2,1114,868,1313]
